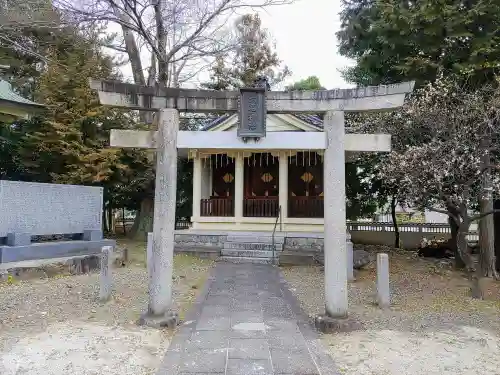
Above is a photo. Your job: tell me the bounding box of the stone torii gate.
[89,78,414,329]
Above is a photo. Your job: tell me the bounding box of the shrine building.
[187,113,390,232]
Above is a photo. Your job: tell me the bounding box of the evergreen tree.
[286,76,325,91]
[1,25,152,232]
[337,0,500,88]
[203,13,290,90]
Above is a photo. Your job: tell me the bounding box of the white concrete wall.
[350,230,449,249]
[424,210,448,224]
[191,220,480,249]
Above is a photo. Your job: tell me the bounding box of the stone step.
[221,249,278,258]
[220,256,274,265]
[225,235,285,244]
[223,242,283,251]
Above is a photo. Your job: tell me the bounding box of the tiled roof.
[201,113,324,131]
[0,79,44,108]
[200,113,233,130]
[291,114,323,129]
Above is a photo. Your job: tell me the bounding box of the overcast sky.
[257,0,354,89]
[116,0,354,89]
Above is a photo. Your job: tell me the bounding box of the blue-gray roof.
[0,79,44,108]
[201,113,323,131]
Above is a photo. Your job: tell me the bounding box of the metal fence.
[114,218,192,234]
[347,221,479,243]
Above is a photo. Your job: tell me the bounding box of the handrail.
[272,205,281,265]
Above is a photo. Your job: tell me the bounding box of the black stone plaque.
[238,87,266,139]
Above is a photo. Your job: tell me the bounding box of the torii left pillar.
[113,108,179,328]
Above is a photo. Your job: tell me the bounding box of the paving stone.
[230,301,262,313]
[196,316,231,331]
[203,295,234,306]
[186,331,229,350]
[270,347,320,375]
[265,319,301,333]
[179,348,227,373]
[231,311,264,325]
[229,327,267,339]
[267,331,307,350]
[228,338,270,359]
[157,263,339,375]
[226,358,273,375]
[208,287,239,295]
[200,305,231,317]
[262,298,295,319]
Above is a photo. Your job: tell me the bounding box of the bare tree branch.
[470,210,500,222]
[54,0,294,87]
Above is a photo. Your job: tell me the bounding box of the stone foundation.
[174,233,226,259]
[174,231,351,265]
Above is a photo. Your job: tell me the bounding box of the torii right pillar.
[314,110,352,333]
[322,111,348,320]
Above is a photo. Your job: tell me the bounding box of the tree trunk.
[478,154,498,278]
[449,215,465,269]
[112,5,145,86]
[154,0,169,86]
[129,197,154,240]
[113,3,151,127]
[107,205,114,235]
[456,218,483,299]
[456,222,474,271]
[390,196,400,248]
[122,207,127,236]
[102,209,108,233]
[479,204,497,278]
[114,5,158,240]
[494,199,500,271]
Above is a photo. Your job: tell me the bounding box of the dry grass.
[283,246,500,375]
[283,245,500,332]
[0,239,214,338]
[0,238,214,375]
[116,237,214,321]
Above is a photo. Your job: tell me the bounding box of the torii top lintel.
[89,79,415,114]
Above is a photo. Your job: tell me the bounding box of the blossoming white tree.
[380,78,500,289]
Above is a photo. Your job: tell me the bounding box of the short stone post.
[139,109,179,328]
[376,253,390,308]
[0,269,8,281]
[347,234,354,281]
[99,246,113,302]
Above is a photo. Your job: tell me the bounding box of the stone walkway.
[157,262,339,375]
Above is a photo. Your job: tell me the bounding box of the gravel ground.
[0,251,214,375]
[282,245,500,375]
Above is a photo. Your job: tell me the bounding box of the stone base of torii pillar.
[136,109,179,329]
